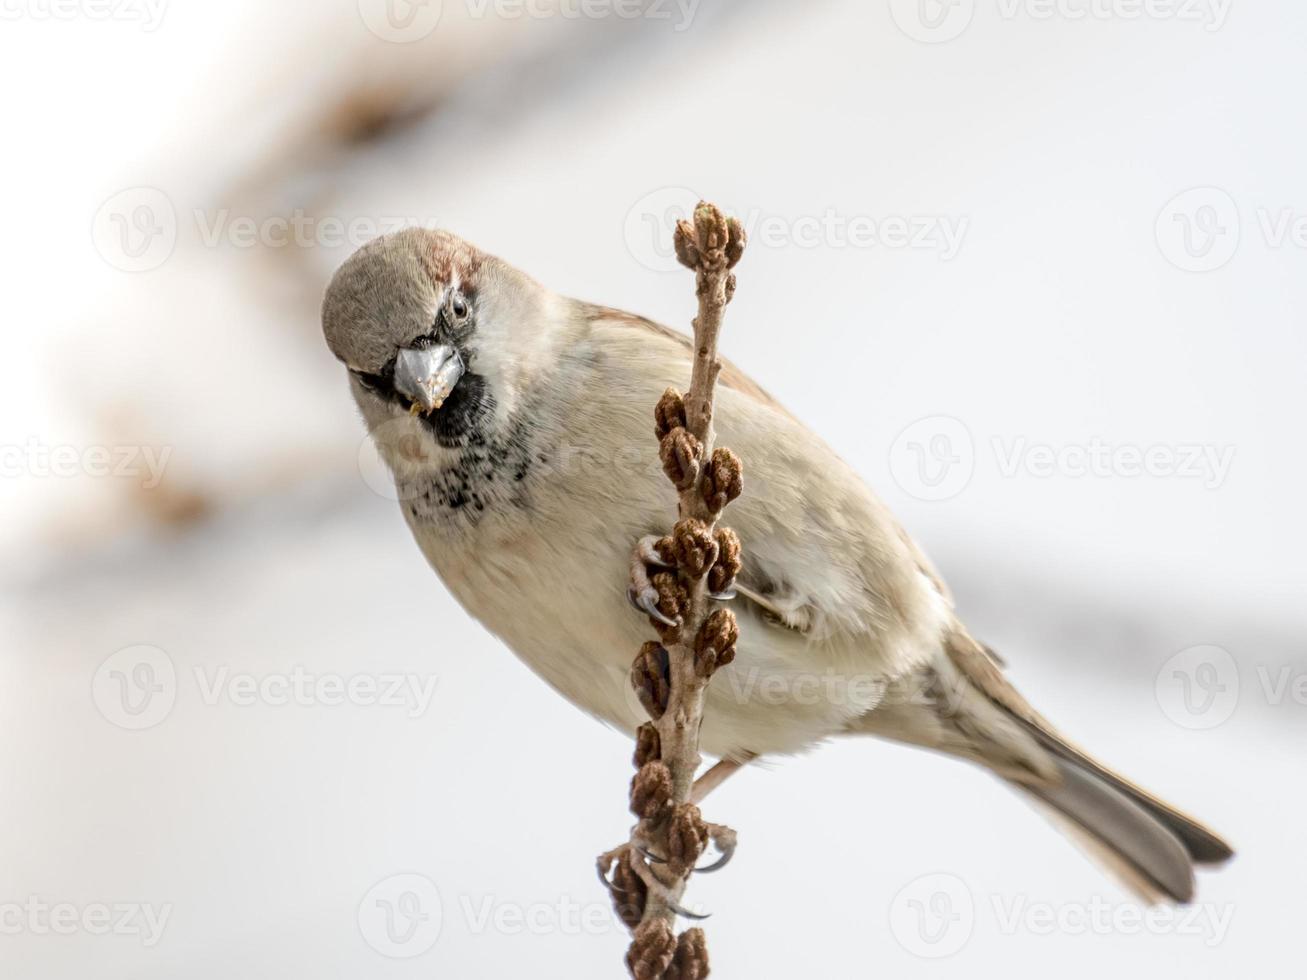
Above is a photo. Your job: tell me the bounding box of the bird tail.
[1007,729,1233,904]
[859,658,1233,904]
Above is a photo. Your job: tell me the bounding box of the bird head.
[322,228,554,458]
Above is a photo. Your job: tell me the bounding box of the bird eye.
[448,290,470,323]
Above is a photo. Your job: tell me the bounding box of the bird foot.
[627,535,680,627]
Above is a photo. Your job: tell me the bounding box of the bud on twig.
[634,723,662,768]
[672,518,718,579]
[655,388,688,441]
[667,804,710,875]
[708,527,742,596]
[669,928,711,980]
[700,448,743,514]
[630,761,673,820]
[651,573,689,638]
[694,609,739,678]
[631,642,671,720]
[627,919,678,980]
[660,428,703,491]
[610,851,649,930]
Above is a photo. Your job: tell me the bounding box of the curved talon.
[708,589,737,602]
[694,845,735,874]
[637,535,675,569]
[628,586,680,628]
[666,898,712,921]
[635,844,667,865]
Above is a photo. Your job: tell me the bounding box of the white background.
[1,1,1301,976]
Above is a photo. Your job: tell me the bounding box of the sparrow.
[321,227,1232,904]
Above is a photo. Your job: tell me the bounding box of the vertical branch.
[598,202,748,980]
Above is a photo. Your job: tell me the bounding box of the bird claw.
[707,589,737,602]
[635,843,667,865]
[628,536,681,627]
[636,535,675,569]
[628,586,680,627]
[666,899,712,921]
[694,824,738,874]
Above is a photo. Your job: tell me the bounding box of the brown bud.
[724,272,737,305]
[700,447,743,513]
[631,642,670,720]
[674,219,701,271]
[708,527,742,596]
[668,928,711,980]
[634,723,661,768]
[660,428,702,492]
[666,804,710,876]
[630,761,673,820]
[653,535,677,566]
[693,202,730,270]
[655,388,688,441]
[694,608,739,678]
[626,918,677,980]
[651,572,689,640]
[609,851,648,931]
[725,215,746,269]
[672,518,718,579]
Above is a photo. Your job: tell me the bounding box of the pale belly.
[408,504,941,759]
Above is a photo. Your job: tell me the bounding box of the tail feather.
[858,653,1234,904]
[1020,722,1234,867]
[1014,755,1197,904]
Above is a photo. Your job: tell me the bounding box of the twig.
[598,202,747,979]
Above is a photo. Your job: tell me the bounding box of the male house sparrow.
[321,228,1232,903]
